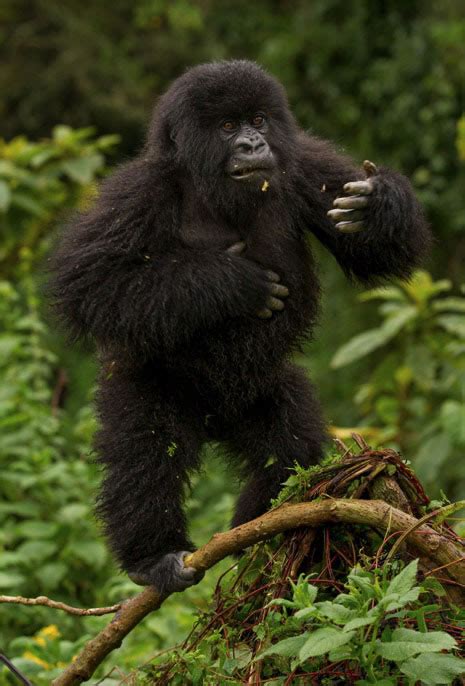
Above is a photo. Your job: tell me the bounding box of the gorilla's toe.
[129,551,204,595]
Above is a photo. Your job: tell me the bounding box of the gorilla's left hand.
[327,160,378,234]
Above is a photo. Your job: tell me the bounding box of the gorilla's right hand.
[226,241,289,319]
[128,551,204,596]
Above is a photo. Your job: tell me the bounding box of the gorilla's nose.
[234,135,267,156]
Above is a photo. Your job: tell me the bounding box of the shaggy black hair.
[48,60,431,593]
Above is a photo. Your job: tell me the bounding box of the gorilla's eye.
[251,114,265,127]
[222,121,238,132]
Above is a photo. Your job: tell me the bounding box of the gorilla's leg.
[230,364,328,528]
[94,371,205,595]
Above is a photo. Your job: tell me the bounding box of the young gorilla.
[49,60,431,595]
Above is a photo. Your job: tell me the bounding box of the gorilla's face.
[150,60,300,217]
[220,113,276,185]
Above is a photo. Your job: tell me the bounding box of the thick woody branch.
[47,498,465,685]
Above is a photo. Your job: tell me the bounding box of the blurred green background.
[0,1,464,683]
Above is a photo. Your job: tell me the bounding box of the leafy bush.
[0,125,118,276]
[331,271,465,498]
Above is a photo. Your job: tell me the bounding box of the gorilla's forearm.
[319,167,431,283]
[49,245,272,356]
[298,136,431,283]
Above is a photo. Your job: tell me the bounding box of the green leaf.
[415,434,451,484]
[59,503,90,522]
[299,628,355,662]
[260,634,309,659]
[17,540,58,562]
[62,154,103,184]
[377,628,456,661]
[358,286,405,302]
[439,400,465,446]
[331,328,391,368]
[72,540,107,568]
[15,521,59,539]
[437,314,465,339]
[0,179,11,211]
[314,600,352,623]
[0,571,26,588]
[433,297,465,313]
[400,653,465,685]
[35,562,67,588]
[10,191,46,217]
[385,560,418,597]
[331,306,416,368]
[343,615,377,632]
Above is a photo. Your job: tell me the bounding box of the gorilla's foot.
[128,551,203,595]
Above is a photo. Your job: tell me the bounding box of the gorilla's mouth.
[229,164,275,182]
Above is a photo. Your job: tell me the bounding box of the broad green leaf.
[331,328,390,368]
[400,653,465,685]
[439,401,465,445]
[0,179,11,211]
[59,503,90,522]
[10,191,46,217]
[331,306,416,368]
[358,286,405,302]
[299,628,355,662]
[377,628,456,661]
[314,601,352,623]
[437,314,465,339]
[433,297,465,313]
[15,521,59,539]
[385,560,418,597]
[259,634,309,659]
[0,571,26,588]
[403,271,451,303]
[62,154,103,184]
[17,540,58,562]
[0,335,21,356]
[343,615,377,632]
[415,434,451,484]
[72,540,107,568]
[35,562,67,588]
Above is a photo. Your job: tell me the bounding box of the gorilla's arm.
[48,161,281,356]
[296,136,432,283]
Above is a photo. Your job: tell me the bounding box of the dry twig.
[0,595,120,616]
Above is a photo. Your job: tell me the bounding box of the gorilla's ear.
[145,91,179,158]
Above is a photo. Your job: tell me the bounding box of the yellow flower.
[22,651,50,670]
[33,636,46,647]
[39,624,60,639]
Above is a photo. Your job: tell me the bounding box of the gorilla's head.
[148,61,300,212]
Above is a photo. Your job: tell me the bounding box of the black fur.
[48,60,431,592]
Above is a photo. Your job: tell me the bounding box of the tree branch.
[51,498,465,686]
[0,595,120,616]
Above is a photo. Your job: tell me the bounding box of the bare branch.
[0,594,121,616]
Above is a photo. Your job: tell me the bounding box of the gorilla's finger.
[226,241,246,255]
[269,283,289,298]
[333,195,369,210]
[327,208,364,223]
[257,308,273,319]
[343,180,374,195]
[266,296,285,311]
[363,160,378,177]
[336,221,365,233]
[265,270,281,283]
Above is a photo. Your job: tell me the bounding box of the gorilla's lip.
[229,165,274,181]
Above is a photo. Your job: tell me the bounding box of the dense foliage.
[1,2,464,684]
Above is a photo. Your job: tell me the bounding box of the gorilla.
[49,60,431,594]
